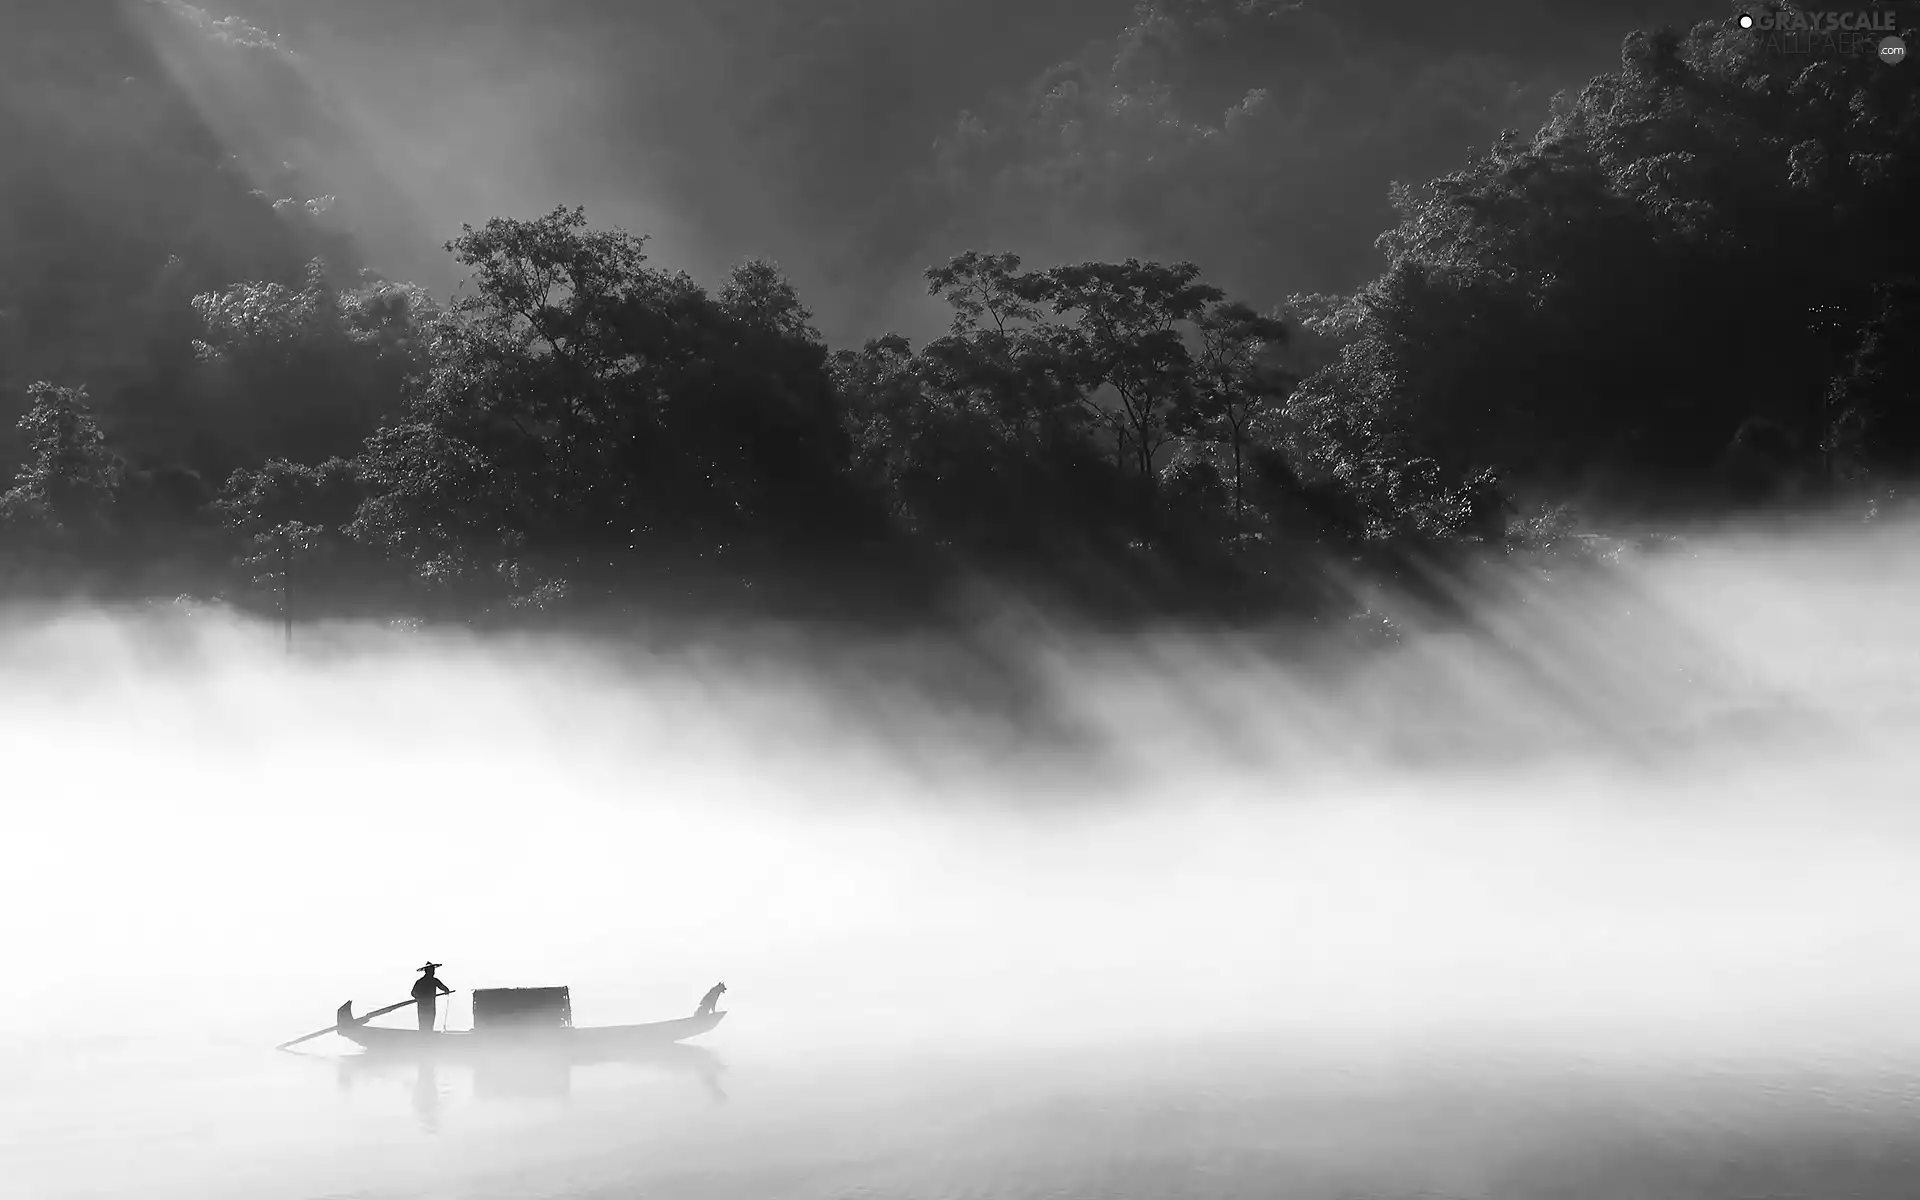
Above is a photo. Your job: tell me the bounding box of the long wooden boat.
[332,1000,725,1061]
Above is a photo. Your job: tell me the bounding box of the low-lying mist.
[3,517,1917,1076]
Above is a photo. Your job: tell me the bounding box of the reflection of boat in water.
[329,1034,729,1104]
[331,985,726,1064]
[331,1032,728,1074]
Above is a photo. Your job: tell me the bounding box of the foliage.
[1176,300,1292,517]
[189,260,436,467]
[4,4,1919,628]
[1305,13,1920,499]
[925,0,1577,304]
[342,207,874,607]
[0,383,124,540]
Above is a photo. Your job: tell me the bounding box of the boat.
[328,985,726,1061]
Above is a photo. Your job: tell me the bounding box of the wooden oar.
[275,991,459,1051]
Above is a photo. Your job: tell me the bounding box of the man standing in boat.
[412,962,452,1032]
[696,981,726,1016]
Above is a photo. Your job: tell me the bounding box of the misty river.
[5,519,1920,1200]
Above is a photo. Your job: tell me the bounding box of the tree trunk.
[1231,421,1245,523]
[282,535,293,653]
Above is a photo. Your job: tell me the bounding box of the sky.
[190,0,1735,343]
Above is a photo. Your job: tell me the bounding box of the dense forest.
[1,0,1915,634]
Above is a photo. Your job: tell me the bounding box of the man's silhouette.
[412,963,452,1032]
[696,981,726,1016]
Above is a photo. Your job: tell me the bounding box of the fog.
[182,0,1144,342]
[4,519,1920,1196]
[170,0,1729,343]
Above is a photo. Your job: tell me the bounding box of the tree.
[0,0,359,475]
[215,456,364,542]
[347,207,873,609]
[1033,258,1224,483]
[1828,279,1920,475]
[926,251,1046,337]
[839,255,1151,569]
[215,456,370,625]
[190,259,434,468]
[919,251,1089,451]
[720,258,821,343]
[345,206,678,599]
[1266,8,1920,509]
[241,519,323,649]
[1177,300,1291,519]
[0,382,123,540]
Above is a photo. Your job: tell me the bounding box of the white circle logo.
[1883,35,1908,65]
[1738,12,1755,29]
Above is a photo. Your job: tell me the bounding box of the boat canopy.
[472,986,572,1030]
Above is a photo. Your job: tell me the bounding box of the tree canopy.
[3,5,1916,628]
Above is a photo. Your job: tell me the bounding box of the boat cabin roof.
[472,986,572,1030]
